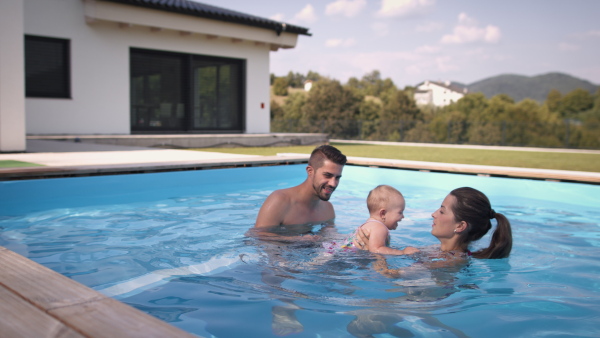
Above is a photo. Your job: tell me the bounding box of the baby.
[344,185,419,255]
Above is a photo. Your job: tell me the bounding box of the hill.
[467,72,599,102]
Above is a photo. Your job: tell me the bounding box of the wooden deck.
[0,246,196,338]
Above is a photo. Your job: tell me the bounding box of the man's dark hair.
[308,145,347,169]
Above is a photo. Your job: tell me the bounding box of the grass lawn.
[193,142,600,173]
[0,160,44,168]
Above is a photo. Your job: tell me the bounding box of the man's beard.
[315,183,334,201]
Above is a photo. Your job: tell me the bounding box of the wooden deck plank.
[0,287,83,338]
[49,297,195,338]
[0,248,105,310]
[0,247,196,337]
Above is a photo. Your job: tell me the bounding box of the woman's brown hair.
[449,187,512,259]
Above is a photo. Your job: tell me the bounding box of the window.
[130,48,245,133]
[25,35,70,98]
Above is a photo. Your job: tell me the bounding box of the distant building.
[0,0,310,152]
[414,80,468,107]
[304,80,313,92]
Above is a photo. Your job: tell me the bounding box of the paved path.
[0,140,258,166]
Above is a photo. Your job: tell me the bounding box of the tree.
[377,88,420,141]
[306,70,322,82]
[358,99,381,140]
[429,110,467,143]
[358,70,396,97]
[546,89,562,112]
[303,78,362,137]
[560,88,594,118]
[272,77,289,96]
[466,94,511,145]
[285,71,306,88]
[447,93,489,119]
[270,100,283,119]
[380,88,420,121]
[282,92,307,120]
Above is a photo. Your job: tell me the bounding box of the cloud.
[325,38,357,48]
[588,30,600,37]
[347,51,421,74]
[404,54,458,77]
[371,22,390,37]
[415,45,440,54]
[325,0,367,18]
[441,12,501,44]
[293,4,317,23]
[435,56,459,72]
[415,21,443,33]
[405,64,422,75]
[376,0,435,18]
[559,42,580,51]
[270,13,285,22]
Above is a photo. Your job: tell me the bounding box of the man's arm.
[255,191,288,228]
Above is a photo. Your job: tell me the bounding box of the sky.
[194,0,600,88]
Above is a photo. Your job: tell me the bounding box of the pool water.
[1,165,599,337]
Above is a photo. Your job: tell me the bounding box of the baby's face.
[384,195,405,230]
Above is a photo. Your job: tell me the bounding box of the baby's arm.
[367,224,419,255]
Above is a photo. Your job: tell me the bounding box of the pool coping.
[0,246,196,337]
[274,154,596,184]
[342,155,600,184]
[1,153,599,184]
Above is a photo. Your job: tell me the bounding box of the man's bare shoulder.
[254,188,294,228]
[264,187,298,205]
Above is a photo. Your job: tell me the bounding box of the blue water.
[1,165,599,337]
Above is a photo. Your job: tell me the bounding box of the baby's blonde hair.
[366,185,403,213]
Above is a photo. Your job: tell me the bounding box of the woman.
[433,187,512,259]
[358,187,512,261]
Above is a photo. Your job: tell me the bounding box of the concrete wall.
[0,0,26,152]
[23,0,291,135]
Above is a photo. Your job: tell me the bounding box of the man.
[254,145,347,230]
[252,145,346,333]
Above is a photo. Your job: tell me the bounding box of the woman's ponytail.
[471,212,512,259]
[450,187,513,259]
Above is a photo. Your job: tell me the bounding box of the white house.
[304,80,313,92]
[0,0,310,152]
[414,80,468,107]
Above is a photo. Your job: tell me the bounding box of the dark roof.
[102,0,311,36]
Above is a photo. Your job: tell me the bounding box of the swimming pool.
[1,165,598,337]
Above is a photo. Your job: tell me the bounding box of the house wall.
[0,0,26,152]
[416,82,464,107]
[24,0,279,135]
[414,91,432,106]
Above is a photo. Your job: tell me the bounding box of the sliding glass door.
[130,48,244,133]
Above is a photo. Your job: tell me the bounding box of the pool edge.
[1,154,598,185]
[0,246,197,338]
